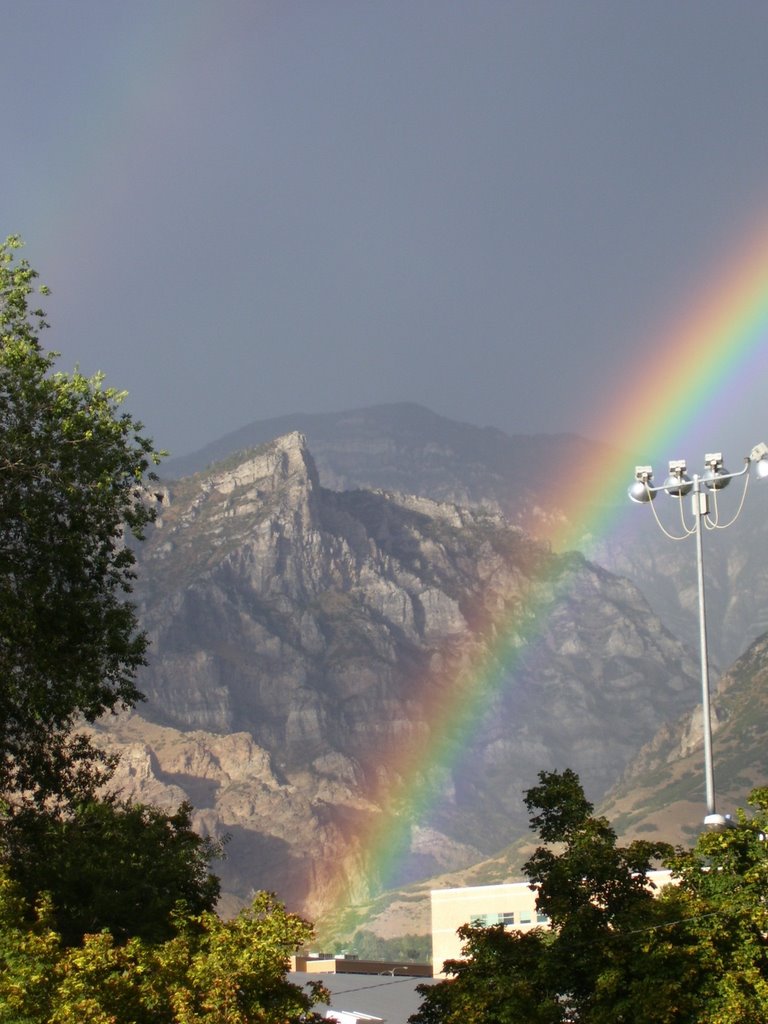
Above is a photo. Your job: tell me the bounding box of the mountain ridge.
[101,430,704,919]
[160,403,768,666]
[338,626,768,948]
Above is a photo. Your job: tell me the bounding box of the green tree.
[169,892,328,1024]
[0,867,60,1024]
[0,239,235,957]
[0,873,327,1024]
[411,769,707,1024]
[0,235,160,809]
[661,788,768,1023]
[522,769,688,1023]
[348,929,431,962]
[413,924,560,1024]
[5,798,223,947]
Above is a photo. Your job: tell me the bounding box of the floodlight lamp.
[628,465,655,503]
[664,459,693,497]
[703,812,736,832]
[702,452,730,490]
[750,442,768,479]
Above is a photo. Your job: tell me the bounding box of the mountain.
[591,491,768,669]
[160,402,616,539]
[343,623,768,949]
[161,403,768,666]
[599,624,768,844]
[105,431,702,920]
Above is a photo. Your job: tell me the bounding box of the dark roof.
[290,970,438,1024]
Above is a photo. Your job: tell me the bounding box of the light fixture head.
[664,459,693,497]
[628,465,655,503]
[702,452,730,490]
[704,812,738,832]
[750,441,768,479]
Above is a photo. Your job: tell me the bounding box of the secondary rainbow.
[340,215,768,902]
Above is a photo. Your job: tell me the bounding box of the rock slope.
[161,403,768,666]
[598,625,768,845]
[110,432,702,919]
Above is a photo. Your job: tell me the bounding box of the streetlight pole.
[691,472,716,819]
[628,444,768,830]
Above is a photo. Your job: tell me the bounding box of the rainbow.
[20,9,768,908]
[342,214,768,900]
[24,2,232,301]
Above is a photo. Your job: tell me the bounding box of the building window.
[470,913,519,929]
[519,911,532,924]
[537,912,549,924]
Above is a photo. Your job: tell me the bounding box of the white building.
[431,882,546,976]
[431,871,673,977]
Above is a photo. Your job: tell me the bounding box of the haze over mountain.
[601,625,768,843]
[6,5,768,468]
[400,615,768,927]
[94,427,708,920]
[161,402,616,537]
[162,403,768,666]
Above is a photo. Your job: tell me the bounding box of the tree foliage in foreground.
[412,769,768,1024]
[0,876,327,1024]
[4,797,223,947]
[0,237,224,954]
[663,788,768,1024]
[0,239,326,1023]
[0,235,160,808]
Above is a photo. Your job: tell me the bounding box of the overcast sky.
[3,1,768,465]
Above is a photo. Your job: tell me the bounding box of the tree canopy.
[0,877,327,1024]
[4,798,223,947]
[412,769,768,1024]
[0,238,226,957]
[0,238,330,1023]
[0,235,160,808]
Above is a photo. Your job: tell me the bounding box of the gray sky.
[3,1,768,465]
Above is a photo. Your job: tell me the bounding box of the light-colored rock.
[112,433,702,920]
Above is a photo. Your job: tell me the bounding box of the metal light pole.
[628,443,768,830]
[692,470,717,821]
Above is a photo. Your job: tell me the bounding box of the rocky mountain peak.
[206,430,319,507]
[126,434,704,918]
[145,433,323,588]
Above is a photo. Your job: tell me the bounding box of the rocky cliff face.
[161,403,768,666]
[115,432,701,919]
[161,403,612,545]
[591,493,768,667]
[598,625,768,846]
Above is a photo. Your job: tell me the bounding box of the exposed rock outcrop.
[112,432,702,918]
[161,403,768,666]
[599,625,768,846]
